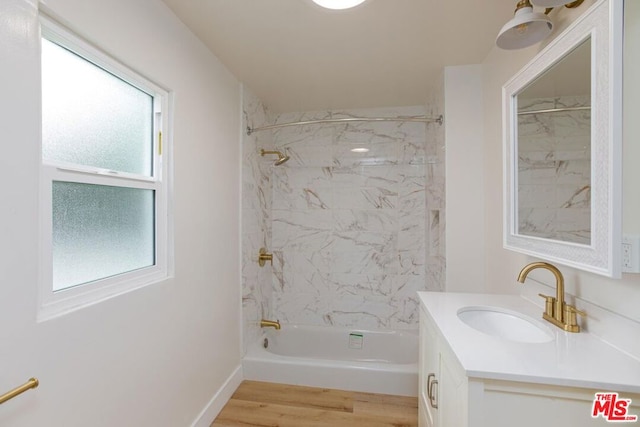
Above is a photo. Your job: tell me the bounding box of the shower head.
[260,149,290,166]
[274,153,290,166]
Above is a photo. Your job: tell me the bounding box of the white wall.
[624,0,640,234]
[480,0,640,322]
[444,65,485,292]
[0,0,241,425]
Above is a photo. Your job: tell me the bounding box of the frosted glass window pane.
[42,39,153,176]
[52,182,155,291]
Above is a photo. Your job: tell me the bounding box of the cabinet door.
[419,307,440,427]
[439,350,468,427]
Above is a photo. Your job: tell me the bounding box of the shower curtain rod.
[246,114,444,135]
[518,106,590,116]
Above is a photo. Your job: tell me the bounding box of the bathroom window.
[38,17,172,320]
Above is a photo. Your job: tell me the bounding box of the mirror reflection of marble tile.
[517,95,591,245]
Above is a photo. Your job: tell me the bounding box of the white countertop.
[418,291,640,393]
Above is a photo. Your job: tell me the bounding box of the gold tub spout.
[260,319,281,330]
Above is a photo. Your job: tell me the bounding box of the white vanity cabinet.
[419,306,468,427]
[419,305,468,427]
[418,296,640,427]
[418,306,437,426]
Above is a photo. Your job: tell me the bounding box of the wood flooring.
[211,380,418,427]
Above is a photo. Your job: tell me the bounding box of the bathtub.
[242,324,418,397]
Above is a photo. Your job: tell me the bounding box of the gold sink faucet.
[260,319,281,330]
[517,262,585,333]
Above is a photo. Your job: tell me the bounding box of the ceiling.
[161,0,519,113]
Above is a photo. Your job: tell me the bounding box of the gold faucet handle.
[538,293,556,317]
[564,304,586,330]
[258,248,273,267]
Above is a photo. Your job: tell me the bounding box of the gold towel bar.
[0,378,39,405]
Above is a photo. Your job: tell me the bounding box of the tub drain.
[263,338,269,348]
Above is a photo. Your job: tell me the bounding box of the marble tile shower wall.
[268,106,443,330]
[241,88,274,353]
[425,79,446,295]
[517,96,590,244]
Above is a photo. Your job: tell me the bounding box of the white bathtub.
[242,324,418,397]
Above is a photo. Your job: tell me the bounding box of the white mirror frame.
[503,0,623,278]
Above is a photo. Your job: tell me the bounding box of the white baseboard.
[190,365,243,427]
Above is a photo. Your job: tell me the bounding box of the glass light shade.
[311,0,367,10]
[496,6,553,50]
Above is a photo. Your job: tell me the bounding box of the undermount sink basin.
[457,306,554,343]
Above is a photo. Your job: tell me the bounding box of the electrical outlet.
[622,235,640,273]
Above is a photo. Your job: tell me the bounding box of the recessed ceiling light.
[311,0,367,10]
[350,147,370,153]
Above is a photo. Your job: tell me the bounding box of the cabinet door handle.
[429,379,439,409]
[426,373,435,400]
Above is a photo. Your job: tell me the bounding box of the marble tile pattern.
[241,87,274,354]
[517,96,591,244]
[425,76,446,294]
[267,106,443,330]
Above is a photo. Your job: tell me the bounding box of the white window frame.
[38,16,173,321]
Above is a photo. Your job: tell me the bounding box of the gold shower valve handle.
[258,248,273,267]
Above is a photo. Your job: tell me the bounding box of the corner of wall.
[443,65,486,293]
[189,365,243,427]
[426,74,447,293]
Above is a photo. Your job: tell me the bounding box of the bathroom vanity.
[418,292,640,427]
[420,1,640,424]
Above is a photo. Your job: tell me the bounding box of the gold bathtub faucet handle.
[258,248,273,267]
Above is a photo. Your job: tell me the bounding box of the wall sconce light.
[496,0,553,50]
[496,0,584,50]
[531,0,584,8]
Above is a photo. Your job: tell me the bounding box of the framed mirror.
[503,0,623,277]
